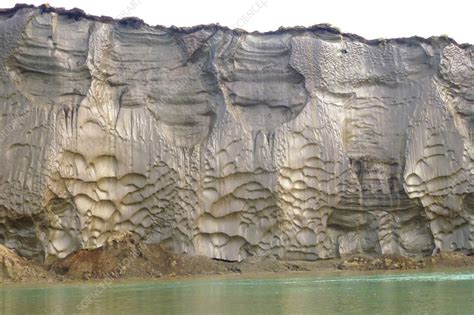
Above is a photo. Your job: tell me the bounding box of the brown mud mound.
[50,233,229,280]
[0,245,55,283]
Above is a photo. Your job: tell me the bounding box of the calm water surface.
[1,270,474,314]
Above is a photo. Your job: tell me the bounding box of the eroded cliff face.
[0,5,473,263]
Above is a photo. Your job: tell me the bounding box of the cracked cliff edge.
[0,4,473,276]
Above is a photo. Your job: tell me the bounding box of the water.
[2,270,474,314]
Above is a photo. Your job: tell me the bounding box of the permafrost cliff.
[0,5,473,263]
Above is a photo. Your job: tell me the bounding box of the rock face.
[0,5,473,263]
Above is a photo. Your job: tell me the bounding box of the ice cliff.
[0,5,473,262]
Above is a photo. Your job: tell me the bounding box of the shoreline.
[2,240,474,286]
[3,264,474,288]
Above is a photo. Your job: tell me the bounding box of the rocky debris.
[47,238,474,281]
[3,238,474,284]
[335,252,474,271]
[424,251,474,268]
[335,255,424,271]
[0,245,54,283]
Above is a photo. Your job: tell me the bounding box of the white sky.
[2,0,473,44]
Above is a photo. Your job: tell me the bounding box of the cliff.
[0,4,473,263]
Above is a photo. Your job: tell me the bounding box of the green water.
[1,271,474,314]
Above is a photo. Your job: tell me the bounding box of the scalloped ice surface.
[0,5,473,262]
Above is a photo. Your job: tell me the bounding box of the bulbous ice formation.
[0,5,472,262]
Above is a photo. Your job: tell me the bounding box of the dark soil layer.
[2,234,474,284]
